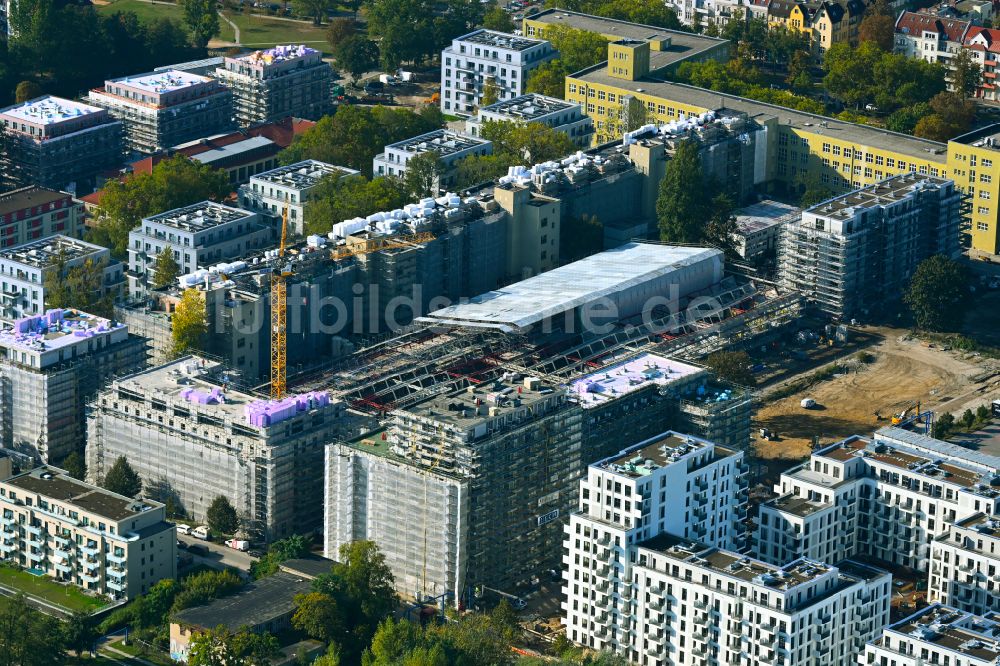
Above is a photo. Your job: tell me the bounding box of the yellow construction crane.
[270,207,291,400]
[329,232,436,261]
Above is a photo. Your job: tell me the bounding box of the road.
[178,534,256,574]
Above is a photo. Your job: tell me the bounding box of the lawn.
[111,638,174,666]
[96,0,237,43]
[0,566,106,613]
[222,11,331,50]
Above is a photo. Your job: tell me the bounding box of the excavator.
[891,401,920,426]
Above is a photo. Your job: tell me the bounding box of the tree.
[705,350,756,386]
[172,288,208,357]
[292,592,342,643]
[480,120,576,163]
[934,412,955,440]
[454,154,510,189]
[180,0,219,48]
[42,250,114,318]
[188,626,279,666]
[857,12,894,51]
[481,77,500,108]
[0,594,66,666]
[336,36,380,83]
[14,81,41,103]
[206,495,239,535]
[800,176,834,208]
[561,214,604,262]
[904,255,970,331]
[482,4,515,32]
[102,456,142,498]
[961,408,976,430]
[60,451,86,481]
[294,0,333,26]
[152,245,181,291]
[978,404,992,422]
[656,139,710,243]
[251,534,312,579]
[62,610,95,656]
[365,0,436,69]
[326,17,357,48]
[823,42,946,113]
[526,26,609,99]
[305,175,410,235]
[951,49,982,98]
[403,151,443,199]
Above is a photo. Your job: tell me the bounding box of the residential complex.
[0,235,124,322]
[85,357,349,542]
[0,187,85,248]
[778,173,962,320]
[465,94,594,147]
[440,30,556,116]
[732,200,800,263]
[0,96,122,192]
[928,512,1000,615]
[0,308,146,464]
[214,45,333,127]
[0,465,175,600]
[756,427,1000,572]
[126,201,270,299]
[88,70,233,155]
[861,604,1000,666]
[372,129,493,191]
[238,160,361,236]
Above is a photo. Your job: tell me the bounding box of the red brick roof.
[895,10,972,42]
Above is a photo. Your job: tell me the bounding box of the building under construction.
[85,356,358,541]
[0,309,146,465]
[778,173,964,320]
[215,46,333,128]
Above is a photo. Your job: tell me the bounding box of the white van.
[191,525,210,540]
[176,524,191,536]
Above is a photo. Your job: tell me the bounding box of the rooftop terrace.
[596,431,735,479]
[765,493,832,518]
[480,94,578,120]
[734,199,801,235]
[0,96,104,126]
[143,201,255,233]
[232,45,319,65]
[0,235,106,269]
[569,353,703,408]
[110,70,212,94]
[385,129,491,157]
[456,29,547,51]
[4,466,161,521]
[252,160,356,190]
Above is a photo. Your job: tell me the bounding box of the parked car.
[187,544,209,557]
[176,524,191,535]
[226,539,250,551]
[191,525,211,540]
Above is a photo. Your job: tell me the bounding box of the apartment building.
[372,129,493,191]
[0,96,122,192]
[860,604,1000,666]
[214,45,333,127]
[465,94,594,148]
[238,160,360,236]
[756,428,1000,572]
[0,465,175,600]
[963,27,1000,101]
[564,450,890,666]
[778,174,962,321]
[732,200,800,262]
[0,235,124,322]
[929,512,1000,615]
[88,70,233,155]
[127,201,270,299]
[326,376,583,601]
[86,357,348,542]
[440,30,556,116]
[0,187,85,248]
[0,308,146,464]
[894,12,972,68]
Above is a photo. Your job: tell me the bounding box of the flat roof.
[569,72,949,163]
[0,309,124,356]
[143,201,255,233]
[0,187,71,217]
[569,353,703,408]
[172,571,312,630]
[734,199,801,235]
[456,29,547,51]
[765,493,832,518]
[5,466,160,521]
[0,96,104,126]
[280,555,335,579]
[232,44,319,64]
[417,243,722,332]
[110,70,212,93]
[804,173,952,220]
[595,431,734,479]
[527,9,728,53]
[385,129,491,157]
[480,94,579,120]
[400,377,559,427]
[252,160,356,190]
[0,235,106,269]
[187,136,274,166]
[890,605,1000,662]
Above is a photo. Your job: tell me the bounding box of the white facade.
[440,30,556,117]
[238,160,360,236]
[127,201,270,299]
[0,465,176,600]
[757,428,1000,572]
[860,604,1000,666]
[563,430,890,665]
[372,129,492,191]
[465,94,594,148]
[929,512,1000,615]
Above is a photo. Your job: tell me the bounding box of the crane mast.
[270,207,289,400]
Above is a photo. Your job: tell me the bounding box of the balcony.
[81,545,100,558]
[53,562,71,575]
[107,552,126,565]
[81,572,100,584]
[106,579,124,592]
[0,542,16,555]
[106,566,125,577]
[0,516,15,527]
[25,550,44,563]
[53,535,71,548]
[53,549,72,562]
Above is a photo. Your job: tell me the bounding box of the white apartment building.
[860,604,1000,666]
[894,12,972,67]
[127,201,270,299]
[757,427,1000,572]
[0,465,176,600]
[0,235,123,322]
[929,512,1000,615]
[440,30,556,117]
[564,433,890,665]
[372,130,492,191]
[238,160,360,236]
[465,94,594,148]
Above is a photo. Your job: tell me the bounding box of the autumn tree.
[152,245,181,290]
[292,591,342,643]
[171,288,208,357]
[102,456,142,497]
[14,81,41,103]
[857,0,894,51]
[706,350,756,386]
[481,77,500,108]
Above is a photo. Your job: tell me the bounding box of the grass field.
[96,0,237,42]
[0,566,106,613]
[111,638,174,666]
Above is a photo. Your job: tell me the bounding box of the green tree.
[977,404,992,422]
[206,495,239,535]
[295,0,334,25]
[705,350,756,386]
[934,412,955,440]
[326,17,357,48]
[0,594,66,665]
[365,0,436,69]
[482,3,515,31]
[188,626,279,666]
[336,36,380,83]
[403,151,443,198]
[961,408,976,430]
[102,456,142,498]
[292,591,343,643]
[180,0,219,48]
[152,245,181,290]
[14,81,41,103]
[800,176,834,208]
[305,175,410,235]
[656,139,710,243]
[60,451,86,481]
[823,42,945,113]
[904,255,969,331]
[172,288,208,357]
[951,49,982,98]
[314,644,343,666]
[42,251,114,318]
[480,120,576,163]
[560,214,604,262]
[251,534,312,579]
[454,154,509,189]
[526,26,608,99]
[61,610,95,656]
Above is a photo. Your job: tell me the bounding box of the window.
[978,206,990,215]
[978,221,990,231]
[833,146,841,156]
[886,158,895,168]
[568,83,577,94]
[822,143,831,153]
[984,158,994,168]
[982,174,993,184]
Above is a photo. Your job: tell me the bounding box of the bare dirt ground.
[754,327,1000,465]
